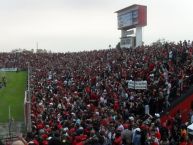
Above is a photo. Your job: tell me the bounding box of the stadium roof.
[115,4,146,13]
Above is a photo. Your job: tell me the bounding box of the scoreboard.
[116,5,147,30]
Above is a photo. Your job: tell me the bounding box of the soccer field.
[0,71,27,123]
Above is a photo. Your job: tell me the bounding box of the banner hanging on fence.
[128,80,147,90]
[0,68,17,72]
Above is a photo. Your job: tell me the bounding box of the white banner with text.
[128,80,147,90]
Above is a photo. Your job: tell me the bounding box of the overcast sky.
[0,0,193,52]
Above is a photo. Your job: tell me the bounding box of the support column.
[136,27,142,47]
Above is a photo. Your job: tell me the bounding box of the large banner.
[0,68,17,72]
[128,80,147,90]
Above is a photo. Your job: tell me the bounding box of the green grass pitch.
[0,71,27,123]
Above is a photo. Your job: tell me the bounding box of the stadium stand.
[0,40,193,145]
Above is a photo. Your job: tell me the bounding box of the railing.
[0,122,25,145]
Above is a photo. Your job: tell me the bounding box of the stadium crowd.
[0,40,193,145]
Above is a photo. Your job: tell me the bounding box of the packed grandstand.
[0,40,193,145]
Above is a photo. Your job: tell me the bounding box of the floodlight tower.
[115,4,147,48]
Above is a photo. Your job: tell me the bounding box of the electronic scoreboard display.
[116,5,147,30]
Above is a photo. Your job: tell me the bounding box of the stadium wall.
[161,87,193,124]
[24,90,31,132]
[24,65,32,132]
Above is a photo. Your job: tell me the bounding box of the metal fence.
[0,135,18,145]
[0,122,25,145]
